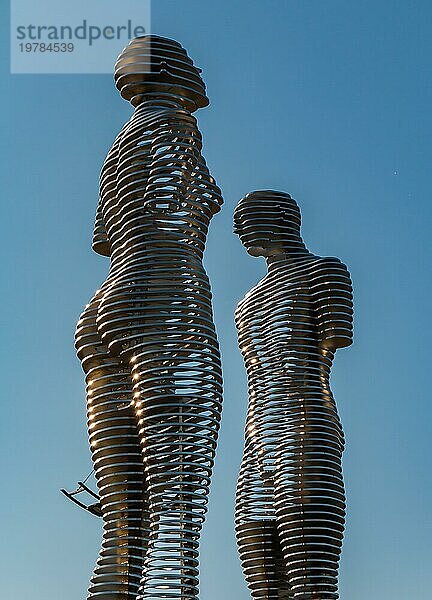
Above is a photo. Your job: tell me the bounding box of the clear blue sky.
[1,1,431,599]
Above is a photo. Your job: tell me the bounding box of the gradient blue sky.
[1,2,431,599]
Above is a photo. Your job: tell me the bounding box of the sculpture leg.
[77,305,150,599]
[274,394,345,600]
[130,349,222,600]
[235,448,293,600]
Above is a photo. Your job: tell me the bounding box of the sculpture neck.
[134,94,190,111]
[266,244,311,271]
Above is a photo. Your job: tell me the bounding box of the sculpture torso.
[235,255,349,473]
[79,103,222,359]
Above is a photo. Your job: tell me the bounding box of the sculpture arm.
[92,198,110,257]
[311,257,354,351]
[236,306,269,477]
[91,122,128,257]
[143,111,222,215]
[244,387,271,478]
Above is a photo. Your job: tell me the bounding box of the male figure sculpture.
[234,191,353,599]
[75,36,223,600]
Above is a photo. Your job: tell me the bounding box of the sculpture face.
[115,35,209,109]
[233,190,302,256]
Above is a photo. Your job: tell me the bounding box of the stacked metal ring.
[115,35,209,110]
[75,36,223,600]
[234,190,353,599]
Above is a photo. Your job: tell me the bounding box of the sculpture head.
[115,35,209,111]
[233,190,303,257]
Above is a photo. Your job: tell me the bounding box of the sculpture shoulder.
[136,107,199,131]
[116,109,199,147]
[310,256,354,350]
[101,120,131,170]
[128,109,202,151]
[309,256,352,288]
[235,277,267,318]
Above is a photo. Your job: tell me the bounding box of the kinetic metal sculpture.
[74,36,223,600]
[234,191,353,600]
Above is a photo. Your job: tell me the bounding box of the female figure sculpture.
[234,191,353,600]
[75,36,223,600]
